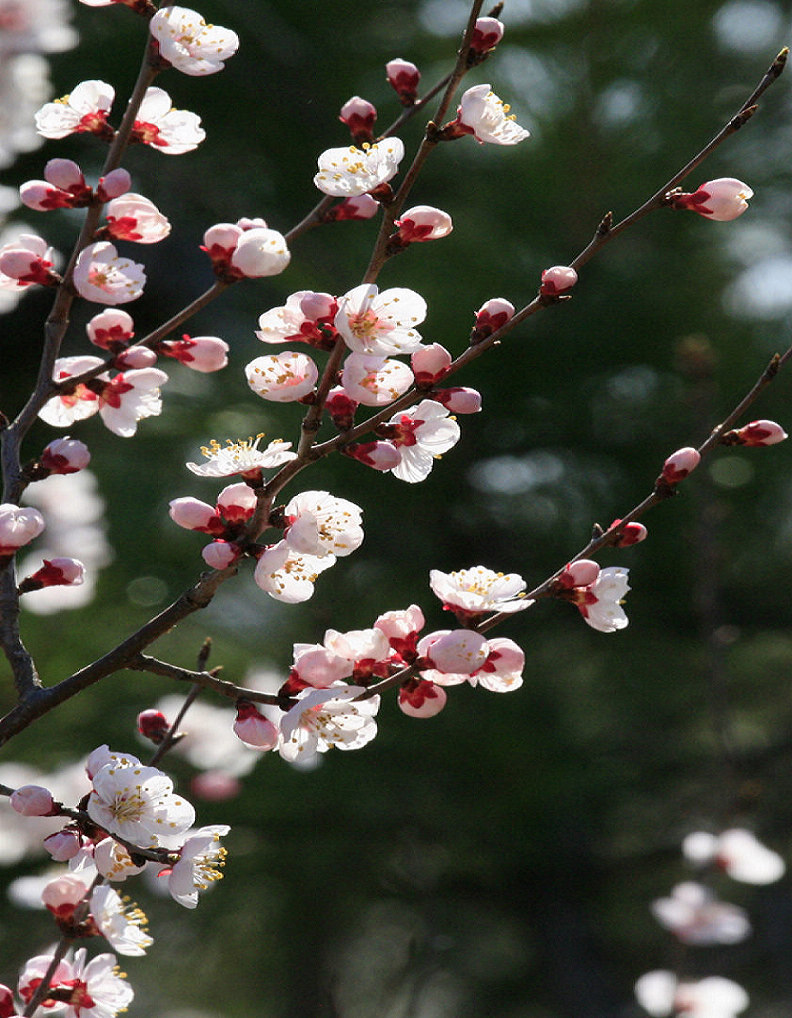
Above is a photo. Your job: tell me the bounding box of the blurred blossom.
[21,470,113,614]
[713,0,783,53]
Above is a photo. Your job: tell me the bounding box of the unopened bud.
[339,96,377,145]
[540,265,578,297]
[40,437,91,475]
[432,387,482,414]
[399,679,447,718]
[10,784,54,816]
[18,557,85,592]
[472,297,515,340]
[610,519,648,547]
[43,829,82,862]
[558,559,601,589]
[343,440,401,471]
[411,343,452,384]
[233,699,278,750]
[97,167,131,201]
[326,386,358,431]
[662,446,701,484]
[394,205,453,245]
[137,708,169,743]
[470,16,504,57]
[732,419,788,447]
[329,194,380,221]
[202,540,242,569]
[386,57,420,105]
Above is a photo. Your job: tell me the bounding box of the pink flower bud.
[236,217,268,231]
[105,193,171,244]
[43,829,82,862]
[20,557,85,591]
[673,178,753,221]
[470,16,504,56]
[343,440,401,471]
[137,708,169,742]
[0,983,15,1018]
[10,784,54,816]
[300,291,337,321]
[733,419,788,446]
[44,158,86,192]
[216,482,257,523]
[97,168,131,201]
[330,194,380,221]
[610,519,648,547]
[203,222,243,258]
[0,504,45,556]
[326,386,359,430]
[0,236,57,286]
[339,95,377,145]
[540,265,578,296]
[399,679,447,718]
[386,57,420,105]
[202,540,242,569]
[394,205,453,244]
[87,308,135,349]
[432,387,482,414]
[558,559,600,589]
[473,297,515,338]
[169,497,224,533]
[20,181,75,212]
[159,335,229,373]
[662,446,701,483]
[233,700,278,750]
[230,227,291,278]
[115,346,158,369]
[41,874,86,914]
[424,629,489,675]
[411,343,452,384]
[40,437,91,475]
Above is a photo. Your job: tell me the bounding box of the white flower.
[165,824,230,908]
[245,351,318,402]
[35,79,115,139]
[430,565,532,617]
[149,6,239,76]
[341,353,414,406]
[87,757,195,846]
[284,490,363,558]
[230,227,291,278]
[314,138,405,196]
[279,685,380,763]
[73,241,146,305]
[186,435,296,478]
[682,828,786,884]
[132,85,205,154]
[635,971,748,1018]
[253,539,336,604]
[650,882,750,945]
[0,504,45,554]
[385,399,461,483]
[97,368,169,438]
[90,884,153,956]
[457,83,530,145]
[578,566,630,633]
[335,282,426,356]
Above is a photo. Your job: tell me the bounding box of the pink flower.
[650,882,750,945]
[256,290,339,348]
[420,629,490,676]
[202,540,242,569]
[130,86,205,154]
[672,178,753,221]
[35,79,115,140]
[375,604,425,661]
[19,557,85,591]
[279,684,380,762]
[573,566,630,633]
[253,540,335,604]
[328,194,380,221]
[284,490,364,558]
[343,440,402,472]
[432,387,482,414]
[104,193,171,243]
[386,58,420,105]
[430,565,532,620]
[335,282,426,356]
[149,6,239,76]
[412,343,452,384]
[609,518,648,547]
[97,169,131,201]
[0,504,45,555]
[43,828,82,861]
[169,497,223,534]
[73,241,146,305]
[682,828,785,884]
[557,559,600,589]
[18,948,134,1018]
[314,138,405,197]
[245,351,318,401]
[455,84,530,145]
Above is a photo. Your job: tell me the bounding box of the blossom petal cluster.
[149,6,239,76]
[314,138,405,196]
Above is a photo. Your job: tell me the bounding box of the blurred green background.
[3,0,792,1015]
